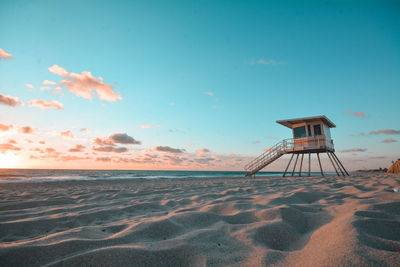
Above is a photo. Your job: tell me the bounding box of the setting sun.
[0,153,19,168]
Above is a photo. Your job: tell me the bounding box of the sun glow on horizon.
[0,153,20,168]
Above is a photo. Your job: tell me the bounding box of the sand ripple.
[0,173,400,266]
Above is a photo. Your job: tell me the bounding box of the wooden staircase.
[244,139,293,176]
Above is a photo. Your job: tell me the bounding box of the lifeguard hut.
[244,115,349,177]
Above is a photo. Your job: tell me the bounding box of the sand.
[0,172,399,266]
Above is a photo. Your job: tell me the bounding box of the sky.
[0,0,399,171]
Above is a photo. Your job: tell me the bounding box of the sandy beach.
[0,172,399,266]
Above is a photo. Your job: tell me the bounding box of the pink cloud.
[43,80,56,85]
[345,110,366,117]
[8,139,17,144]
[381,138,397,143]
[338,147,367,153]
[197,148,210,153]
[25,83,34,89]
[0,93,23,107]
[0,123,13,131]
[140,124,152,129]
[60,130,74,138]
[29,99,63,110]
[0,48,13,59]
[370,129,400,135]
[39,140,45,144]
[19,126,34,134]
[68,144,86,152]
[153,146,185,154]
[48,64,122,102]
[205,92,214,96]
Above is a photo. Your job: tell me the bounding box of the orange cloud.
[0,93,23,107]
[39,140,45,144]
[19,126,34,134]
[0,143,21,153]
[29,99,64,110]
[48,64,122,102]
[0,48,12,59]
[60,130,74,138]
[141,124,152,129]
[0,123,13,131]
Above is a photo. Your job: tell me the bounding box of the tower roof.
[276,115,336,128]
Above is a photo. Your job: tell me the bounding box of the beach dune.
[0,173,399,266]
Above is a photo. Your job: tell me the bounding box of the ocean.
[0,169,301,183]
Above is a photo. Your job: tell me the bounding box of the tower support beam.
[332,152,349,176]
[317,153,324,176]
[291,154,300,177]
[283,154,294,177]
[327,152,340,176]
[299,153,304,176]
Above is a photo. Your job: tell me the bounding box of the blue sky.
[0,0,399,170]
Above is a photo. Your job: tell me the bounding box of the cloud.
[381,138,397,143]
[40,86,52,91]
[8,139,17,144]
[205,92,214,96]
[253,140,261,144]
[0,93,23,107]
[92,146,128,153]
[0,143,21,153]
[68,144,86,152]
[169,102,175,106]
[338,148,367,153]
[96,157,112,162]
[0,48,13,59]
[197,148,210,153]
[25,83,34,89]
[194,157,216,164]
[80,128,89,133]
[369,129,400,135]
[19,126,34,134]
[0,123,13,131]
[60,130,74,138]
[39,140,45,144]
[141,124,152,129]
[43,80,57,85]
[61,155,90,161]
[94,133,141,146]
[48,64,122,102]
[111,133,141,144]
[253,59,285,66]
[153,146,185,154]
[345,110,366,117]
[29,99,63,110]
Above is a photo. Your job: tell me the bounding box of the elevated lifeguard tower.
[244,115,349,177]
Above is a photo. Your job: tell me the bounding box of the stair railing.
[244,138,294,172]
